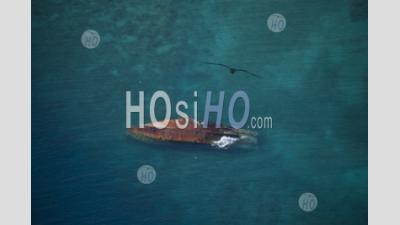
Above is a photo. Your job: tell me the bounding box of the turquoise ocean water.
[32,0,367,224]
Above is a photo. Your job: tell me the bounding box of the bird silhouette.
[202,62,262,79]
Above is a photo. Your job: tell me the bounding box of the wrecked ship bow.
[128,118,258,149]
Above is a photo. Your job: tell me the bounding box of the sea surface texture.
[32,0,368,224]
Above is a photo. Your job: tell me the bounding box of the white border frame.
[369,0,400,224]
[0,0,31,224]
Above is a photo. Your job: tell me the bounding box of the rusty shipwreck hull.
[128,118,258,149]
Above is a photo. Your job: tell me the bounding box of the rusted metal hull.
[128,118,257,149]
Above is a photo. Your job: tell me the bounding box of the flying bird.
[202,62,262,79]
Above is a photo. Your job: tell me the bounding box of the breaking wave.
[211,136,239,149]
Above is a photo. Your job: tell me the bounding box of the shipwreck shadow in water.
[125,134,260,156]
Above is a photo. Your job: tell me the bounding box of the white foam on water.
[211,136,239,149]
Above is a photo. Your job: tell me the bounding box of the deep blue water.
[32,0,367,224]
